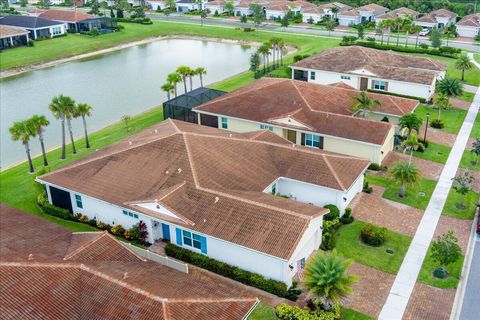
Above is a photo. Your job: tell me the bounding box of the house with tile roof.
[0,15,66,40]
[0,25,29,50]
[456,13,480,38]
[38,9,117,33]
[290,46,448,100]
[414,9,457,29]
[264,0,315,20]
[194,77,410,163]
[337,3,388,26]
[0,203,258,319]
[36,119,370,286]
[375,7,419,25]
[302,2,352,24]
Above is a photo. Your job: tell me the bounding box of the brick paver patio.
[434,215,473,253]
[381,152,444,181]
[349,185,424,237]
[451,98,472,110]
[403,282,456,320]
[420,124,457,146]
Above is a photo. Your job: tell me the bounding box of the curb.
[449,205,479,320]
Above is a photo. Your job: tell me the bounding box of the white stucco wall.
[338,15,361,26]
[457,26,479,38]
[302,13,323,23]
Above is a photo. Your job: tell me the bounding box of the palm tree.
[399,113,422,137]
[455,55,474,82]
[187,68,195,91]
[380,19,394,46]
[161,83,174,101]
[167,72,182,97]
[257,44,271,73]
[65,100,77,154]
[391,161,420,198]
[437,78,464,97]
[29,115,50,166]
[75,103,93,149]
[9,120,36,173]
[49,95,74,160]
[194,67,207,87]
[402,132,421,163]
[410,24,423,48]
[433,93,451,119]
[176,66,192,93]
[278,38,285,65]
[393,17,404,46]
[303,250,357,310]
[351,92,381,117]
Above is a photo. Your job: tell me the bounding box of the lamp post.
[424,112,430,142]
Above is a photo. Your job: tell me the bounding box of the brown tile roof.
[196,77,410,141]
[243,130,294,145]
[291,46,447,85]
[38,120,369,258]
[0,25,28,38]
[376,7,419,20]
[39,9,95,22]
[266,0,314,11]
[457,13,480,27]
[415,9,457,23]
[357,3,387,14]
[0,204,257,320]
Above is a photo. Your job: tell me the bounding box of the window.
[51,26,62,35]
[305,133,321,148]
[374,80,387,91]
[272,183,276,195]
[221,117,228,129]
[180,229,207,253]
[341,75,351,80]
[310,71,316,80]
[75,195,83,208]
[260,124,273,131]
[192,234,202,250]
[183,230,192,246]
[122,210,138,219]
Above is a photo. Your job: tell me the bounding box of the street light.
[424,112,430,142]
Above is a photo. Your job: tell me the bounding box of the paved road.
[149,14,480,53]
[460,234,480,320]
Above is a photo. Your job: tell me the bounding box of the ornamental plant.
[361,223,387,246]
[431,230,461,279]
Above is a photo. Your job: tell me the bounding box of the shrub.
[419,43,428,49]
[320,218,339,251]
[381,116,389,122]
[165,243,289,297]
[285,280,302,301]
[137,221,149,244]
[430,119,445,129]
[275,303,340,320]
[366,36,376,42]
[88,29,100,36]
[367,89,426,103]
[27,40,34,47]
[361,224,387,246]
[342,41,459,58]
[368,163,387,171]
[243,27,255,32]
[87,219,97,227]
[341,36,358,45]
[110,224,125,236]
[293,54,310,62]
[96,221,111,230]
[37,192,72,220]
[416,143,426,153]
[73,213,82,221]
[340,208,354,224]
[418,139,429,148]
[214,10,219,17]
[124,228,133,240]
[79,215,90,223]
[362,181,373,193]
[323,204,340,221]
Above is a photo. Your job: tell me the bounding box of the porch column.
[9,36,13,47]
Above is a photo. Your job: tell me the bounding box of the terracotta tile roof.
[195,77,409,141]
[0,25,28,38]
[243,130,294,145]
[328,81,357,90]
[457,13,480,27]
[415,9,457,23]
[39,9,95,23]
[376,7,419,20]
[291,46,447,85]
[357,3,387,14]
[266,0,314,11]
[38,120,369,259]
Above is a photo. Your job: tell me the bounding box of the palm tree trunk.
[396,26,400,46]
[183,77,187,93]
[189,76,193,91]
[381,33,384,45]
[67,118,77,154]
[415,35,419,48]
[174,84,178,97]
[387,33,390,45]
[82,116,90,149]
[61,117,66,160]
[200,74,203,87]
[25,142,34,173]
[462,69,465,81]
[39,133,48,166]
[399,184,406,198]
[405,32,409,47]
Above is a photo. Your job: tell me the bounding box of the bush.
[367,89,426,103]
[416,143,426,153]
[96,221,111,230]
[79,215,90,223]
[368,163,387,172]
[27,40,34,47]
[341,41,460,58]
[340,208,354,224]
[165,243,289,297]
[285,280,302,301]
[293,54,310,62]
[381,116,389,122]
[361,224,387,246]
[110,224,125,236]
[323,204,340,221]
[115,17,152,25]
[430,119,445,129]
[124,228,133,240]
[362,181,373,193]
[37,192,73,220]
[320,218,339,251]
[243,27,255,32]
[275,303,340,320]
[87,219,97,227]
[341,36,358,45]
[419,43,428,49]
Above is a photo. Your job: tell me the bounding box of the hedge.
[114,17,152,24]
[165,243,288,297]
[366,89,427,103]
[275,303,340,320]
[37,192,72,220]
[341,41,460,58]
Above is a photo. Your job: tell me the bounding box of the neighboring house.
[176,0,202,12]
[38,9,117,33]
[194,78,409,164]
[337,3,388,26]
[146,0,167,10]
[204,0,227,14]
[302,2,352,24]
[375,7,419,25]
[234,0,267,16]
[456,13,480,38]
[0,204,258,320]
[0,25,29,50]
[37,119,370,286]
[290,46,448,100]
[264,0,315,20]
[0,15,66,40]
[414,9,457,29]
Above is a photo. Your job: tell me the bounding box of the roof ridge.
[386,95,406,114]
[167,297,257,303]
[182,134,200,188]
[64,231,108,260]
[322,154,346,190]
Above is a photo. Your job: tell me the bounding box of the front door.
[162,223,171,241]
[287,130,297,143]
[360,77,368,91]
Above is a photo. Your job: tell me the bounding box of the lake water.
[0,39,255,169]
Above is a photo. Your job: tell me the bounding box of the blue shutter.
[176,228,182,246]
[200,236,207,254]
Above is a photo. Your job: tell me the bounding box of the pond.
[0,38,255,169]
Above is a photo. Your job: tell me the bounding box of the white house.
[338,3,388,26]
[456,13,480,38]
[414,9,457,29]
[264,0,314,20]
[375,7,419,25]
[0,15,66,40]
[302,2,351,24]
[37,119,369,287]
[290,46,448,101]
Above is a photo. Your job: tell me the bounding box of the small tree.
[200,10,207,26]
[240,14,247,27]
[402,132,421,163]
[325,20,337,36]
[430,230,461,278]
[437,78,464,97]
[37,0,51,9]
[165,0,176,15]
[19,0,28,7]
[122,115,131,131]
[399,113,422,137]
[471,138,480,166]
[455,54,474,82]
[452,172,475,209]
[429,29,442,48]
[351,92,380,117]
[391,161,420,198]
[250,3,265,28]
[249,52,261,75]
[356,24,365,39]
[433,93,451,120]
[280,15,289,28]
[223,0,234,16]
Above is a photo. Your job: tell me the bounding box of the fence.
[125,243,189,273]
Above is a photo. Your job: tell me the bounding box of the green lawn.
[0,106,165,231]
[418,244,464,289]
[443,188,480,220]
[460,112,480,171]
[414,105,467,135]
[335,220,412,274]
[457,91,475,103]
[474,53,480,64]
[366,174,437,210]
[410,142,451,164]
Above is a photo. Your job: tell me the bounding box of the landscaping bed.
[410,141,451,164]
[442,188,479,220]
[414,105,467,135]
[418,244,464,289]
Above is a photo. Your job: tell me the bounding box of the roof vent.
[123,272,129,280]
[203,219,207,223]
[229,134,232,137]
[154,129,158,133]
[177,168,182,174]
[129,141,132,146]
[165,170,169,174]
[214,196,219,204]
[28,254,34,261]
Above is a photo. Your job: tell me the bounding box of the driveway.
[381,152,444,181]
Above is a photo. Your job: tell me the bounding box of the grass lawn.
[335,221,412,274]
[414,105,467,135]
[366,174,437,210]
[0,106,164,232]
[443,188,480,220]
[457,91,475,103]
[410,142,451,164]
[442,55,480,87]
[418,244,464,289]
[460,112,480,171]
[474,53,480,64]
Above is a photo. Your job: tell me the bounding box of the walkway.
[378,86,480,319]
[468,53,480,69]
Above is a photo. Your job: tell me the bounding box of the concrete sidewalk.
[379,86,480,319]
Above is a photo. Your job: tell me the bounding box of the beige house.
[194,78,419,164]
[456,13,480,38]
[414,9,458,29]
[375,7,419,25]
